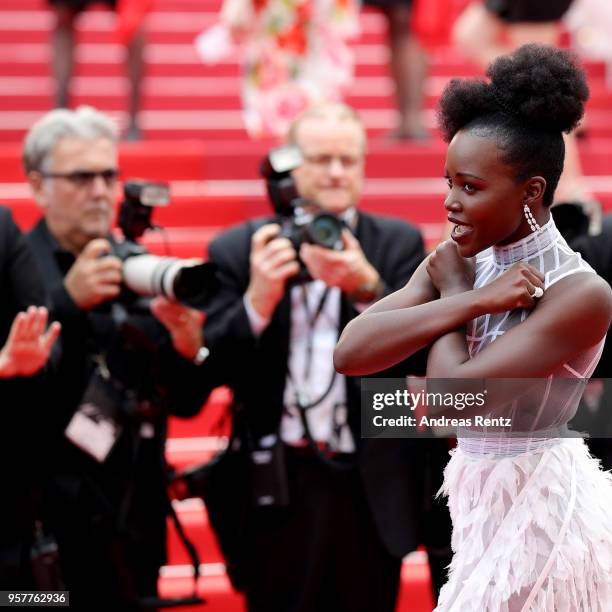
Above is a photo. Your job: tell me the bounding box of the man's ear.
[523,176,547,206]
[27,171,48,209]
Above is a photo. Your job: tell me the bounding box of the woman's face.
[444,129,533,257]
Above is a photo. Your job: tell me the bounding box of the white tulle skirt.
[435,437,612,612]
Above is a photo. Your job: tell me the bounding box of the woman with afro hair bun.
[335,44,612,611]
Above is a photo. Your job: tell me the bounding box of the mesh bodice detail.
[459,218,604,449]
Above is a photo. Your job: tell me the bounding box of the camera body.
[260,145,345,282]
[115,180,217,309]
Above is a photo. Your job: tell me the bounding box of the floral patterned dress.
[218,0,360,138]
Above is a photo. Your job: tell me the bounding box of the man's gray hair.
[22,106,118,173]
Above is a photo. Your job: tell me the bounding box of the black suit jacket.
[0,206,48,578]
[0,204,47,449]
[566,215,612,469]
[569,215,612,377]
[205,211,449,557]
[0,207,46,348]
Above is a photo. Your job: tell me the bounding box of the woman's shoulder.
[563,270,612,303]
[539,270,612,349]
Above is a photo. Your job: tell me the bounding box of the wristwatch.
[347,277,385,303]
[192,346,210,365]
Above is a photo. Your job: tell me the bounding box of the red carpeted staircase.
[2,1,612,610]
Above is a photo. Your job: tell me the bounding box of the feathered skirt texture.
[435,438,612,612]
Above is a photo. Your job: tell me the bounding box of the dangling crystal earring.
[523,204,541,233]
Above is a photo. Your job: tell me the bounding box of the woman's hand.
[476,262,545,314]
[0,306,61,378]
[426,240,475,296]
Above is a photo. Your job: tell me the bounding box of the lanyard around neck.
[287,284,337,411]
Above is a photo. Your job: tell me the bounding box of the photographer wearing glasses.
[22,106,218,611]
[204,103,452,611]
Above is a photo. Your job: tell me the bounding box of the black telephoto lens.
[306,213,344,248]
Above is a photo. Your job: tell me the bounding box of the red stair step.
[0,10,388,46]
[166,435,221,471]
[167,499,225,565]
[168,387,232,438]
[158,571,245,612]
[4,112,612,142]
[158,555,435,612]
[1,0,229,10]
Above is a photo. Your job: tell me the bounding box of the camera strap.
[287,285,356,471]
[300,284,331,386]
[287,285,336,409]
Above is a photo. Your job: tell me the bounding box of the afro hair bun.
[438,44,589,141]
[488,44,588,132]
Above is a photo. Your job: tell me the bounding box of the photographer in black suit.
[0,206,60,588]
[204,103,452,611]
[553,203,612,471]
[22,106,217,611]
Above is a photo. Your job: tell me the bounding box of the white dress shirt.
[244,280,355,453]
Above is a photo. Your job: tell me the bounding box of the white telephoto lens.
[154,258,184,300]
[123,255,206,301]
[122,255,178,299]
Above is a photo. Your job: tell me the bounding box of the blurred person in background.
[0,206,60,589]
[364,0,429,140]
[48,0,149,140]
[553,203,612,472]
[453,0,575,66]
[196,0,360,138]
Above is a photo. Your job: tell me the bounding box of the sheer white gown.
[435,218,612,612]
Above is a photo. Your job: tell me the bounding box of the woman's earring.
[523,204,541,233]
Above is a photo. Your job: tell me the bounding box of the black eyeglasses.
[40,169,120,188]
